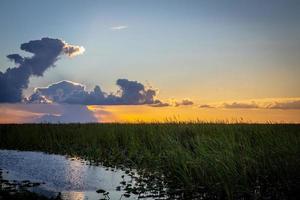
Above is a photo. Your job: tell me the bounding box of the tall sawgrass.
[1,123,299,199]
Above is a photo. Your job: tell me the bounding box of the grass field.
[0,123,299,199]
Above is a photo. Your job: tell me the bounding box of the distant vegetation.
[1,123,299,199]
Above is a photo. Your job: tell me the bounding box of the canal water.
[0,149,146,199]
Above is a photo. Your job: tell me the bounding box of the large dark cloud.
[113,79,159,105]
[27,79,165,105]
[0,38,84,103]
[29,80,88,104]
[7,54,24,64]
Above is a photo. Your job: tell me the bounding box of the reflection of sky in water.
[61,191,85,200]
[0,150,142,200]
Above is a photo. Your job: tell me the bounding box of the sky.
[0,0,299,123]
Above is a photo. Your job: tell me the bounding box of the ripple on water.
[0,149,145,200]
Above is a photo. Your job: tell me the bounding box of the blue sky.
[0,0,300,102]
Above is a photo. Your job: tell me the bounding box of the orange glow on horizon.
[0,103,299,124]
[87,105,300,123]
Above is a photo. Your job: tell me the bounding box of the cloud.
[0,104,98,123]
[174,99,194,107]
[7,54,24,64]
[267,100,300,110]
[110,25,128,30]
[153,98,193,107]
[149,102,170,107]
[223,101,259,109]
[0,37,84,103]
[199,104,215,108]
[37,105,97,123]
[28,80,88,104]
[63,42,85,57]
[219,99,300,110]
[27,79,167,106]
[113,79,158,105]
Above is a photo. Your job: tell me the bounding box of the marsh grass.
[0,123,299,199]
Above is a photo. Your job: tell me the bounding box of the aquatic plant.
[0,123,299,199]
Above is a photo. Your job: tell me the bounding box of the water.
[0,149,146,200]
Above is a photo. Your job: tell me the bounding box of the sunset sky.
[0,0,299,123]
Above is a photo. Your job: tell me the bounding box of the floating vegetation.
[0,168,59,200]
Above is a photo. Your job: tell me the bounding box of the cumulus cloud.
[28,80,87,104]
[27,79,166,106]
[63,42,85,57]
[0,37,84,103]
[114,79,158,105]
[7,54,24,64]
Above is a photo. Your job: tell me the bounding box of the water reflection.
[61,191,85,200]
[0,150,141,200]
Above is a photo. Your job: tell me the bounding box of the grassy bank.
[0,123,299,199]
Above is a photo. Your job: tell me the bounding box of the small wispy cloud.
[110,25,128,30]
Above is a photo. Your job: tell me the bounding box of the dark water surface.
[0,149,146,199]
